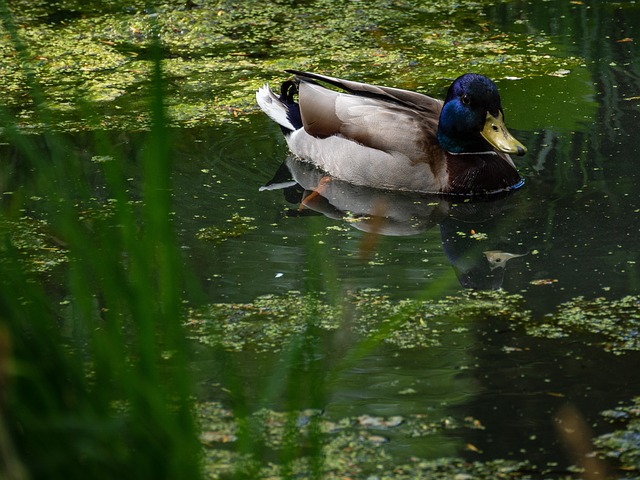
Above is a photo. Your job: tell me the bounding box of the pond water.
[183,100,640,468]
[176,0,640,472]
[3,0,640,476]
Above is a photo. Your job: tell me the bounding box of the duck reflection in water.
[261,157,529,290]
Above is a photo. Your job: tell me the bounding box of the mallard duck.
[256,70,526,195]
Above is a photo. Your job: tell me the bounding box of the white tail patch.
[256,84,296,131]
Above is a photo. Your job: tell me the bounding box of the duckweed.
[196,400,539,480]
[0,216,67,274]
[0,0,584,132]
[195,213,256,243]
[520,295,640,355]
[186,291,340,353]
[186,289,528,353]
[595,396,640,473]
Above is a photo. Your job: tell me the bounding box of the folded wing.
[289,71,443,163]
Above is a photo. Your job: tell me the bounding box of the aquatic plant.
[0,0,584,131]
[0,3,201,477]
[186,289,528,353]
[596,397,640,473]
[520,295,640,355]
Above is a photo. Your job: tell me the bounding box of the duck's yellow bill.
[481,112,527,156]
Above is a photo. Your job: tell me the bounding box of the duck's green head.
[437,73,527,156]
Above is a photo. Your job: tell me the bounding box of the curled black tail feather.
[280,80,298,103]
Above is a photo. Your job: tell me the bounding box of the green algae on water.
[595,396,640,473]
[186,289,528,353]
[0,0,586,132]
[0,216,67,274]
[196,400,536,480]
[519,295,640,355]
[195,212,256,243]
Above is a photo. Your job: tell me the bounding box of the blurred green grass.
[0,4,349,478]
[0,5,203,478]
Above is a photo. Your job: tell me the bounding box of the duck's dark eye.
[461,94,471,105]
